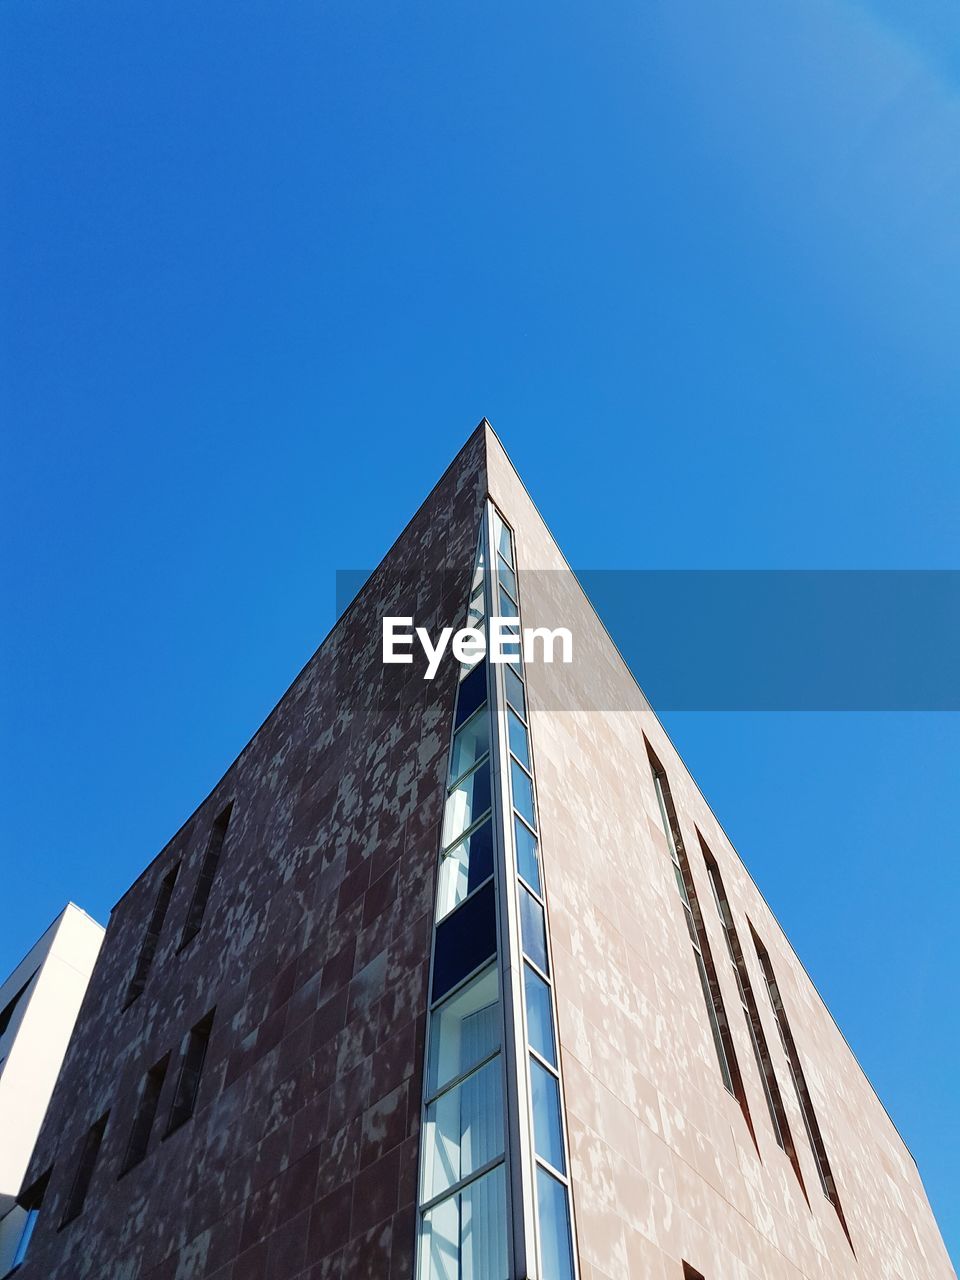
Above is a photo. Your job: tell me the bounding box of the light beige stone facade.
[485,425,955,1280]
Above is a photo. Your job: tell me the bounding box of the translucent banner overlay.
[336,570,960,711]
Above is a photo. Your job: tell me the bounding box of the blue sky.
[2,0,957,1262]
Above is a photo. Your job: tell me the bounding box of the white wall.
[0,904,103,1274]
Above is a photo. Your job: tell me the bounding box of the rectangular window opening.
[125,862,180,1007]
[60,1113,108,1227]
[166,1010,215,1135]
[120,1054,170,1175]
[180,803,232,949]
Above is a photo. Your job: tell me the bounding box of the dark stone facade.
[18,427,487,1280]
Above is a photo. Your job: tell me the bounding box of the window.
[419,967,507,1280]
[432,881,498,1001]
[514,817,541,894]
[60,1113,108,1226]
[454,660,487,728]
[180,803,232,948]
[449,710,490,784]
[524,965,556,1068]
[120,1054,169,1174]
[436,817,494,921]
[537,1167,575,1280]
[167,1010,214,1134]
[530,1057,565,1173]
[751,927,854,1248]
[519,886,549,976]
[125,862,180,1006]
[442,761,491,848]
[700,837,805,1189]
[683,1265,706,1280]
[419,1162,508,1280]
[646,742,753,1138]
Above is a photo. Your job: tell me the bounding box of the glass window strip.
[490,505,578,1280]
[418,515,511,1279]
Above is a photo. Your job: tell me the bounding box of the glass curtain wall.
[416,507,578,1280]
[418,523,509,1280]
[491,508,578,1280]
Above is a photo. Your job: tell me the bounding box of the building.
[12,423,954,1280]
[0,903,104,1274]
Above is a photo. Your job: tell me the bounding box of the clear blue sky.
[2,0,957,1263]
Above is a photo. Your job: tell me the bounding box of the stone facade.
[484,431,955,1280]
[17,427,486,1280]
[16,423,954,1280]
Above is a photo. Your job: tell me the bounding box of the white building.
[0,904,104,1276]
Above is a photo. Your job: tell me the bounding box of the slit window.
[167,1010,214,1134]
[125,862,180,1007]
[60,1113,108,1226]
[751,927,853,1246]
[121,1054,169,1174]
[700,837,805,1190]
[647,742,752,1137]
[180,804,232,948]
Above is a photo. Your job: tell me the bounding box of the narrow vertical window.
[683,1265,706,1280]
[180,803,232,948]
[120,1054,169,1174]
[60,1113,108,1226]
[125,862,180,1007]
[699,836,806,1195]
[646,741,754,1140]
[419,524,509,1280]
[751,927,854,1249]
[494,508,578,1280]
[167,1009,215,1134]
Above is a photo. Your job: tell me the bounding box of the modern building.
[13,424,954,1280]
[0,903,104,1275]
